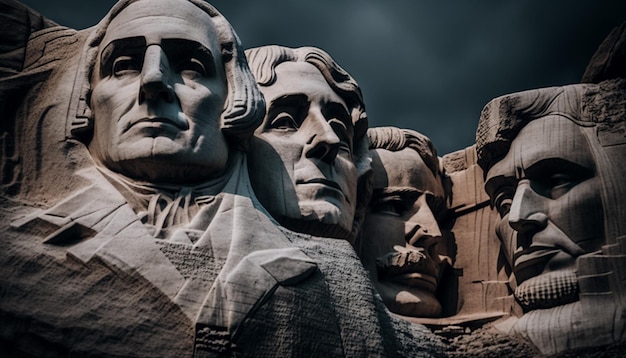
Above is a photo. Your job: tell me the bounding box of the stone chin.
[277,200,354,240]
[298,200,352,227]
[376,282,442,318]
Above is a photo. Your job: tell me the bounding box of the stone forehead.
[101,0,219,47]
[476,79,626,172]
[372,148,443,198]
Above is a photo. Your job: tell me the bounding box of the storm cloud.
[20,0,626,154]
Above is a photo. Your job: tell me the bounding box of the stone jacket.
[7,155,443,357]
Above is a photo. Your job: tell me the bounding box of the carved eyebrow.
[268,94,309,110]
[372,186,447,216]
[265,94,310,128]
[100,36,146,76]
[375,187,422,196]
[161,38,216,69]
[523,157,594,179]
[99,38,217,78]
[372,187,422,204]
[323,101,352,126]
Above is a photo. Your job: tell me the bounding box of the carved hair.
[476,85,587,173]
[72,0,264,144]
[245,45,368,143]
[475,79,626,243]
[367,126,441,176]
[245,45,372,241]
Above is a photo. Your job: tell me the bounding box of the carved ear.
[67,42,96,143]
[70,82,93,141]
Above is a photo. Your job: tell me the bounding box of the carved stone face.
[248,61,358,238]
[89,0,229,183]
[485,116,604,310]
[360,147,447,317]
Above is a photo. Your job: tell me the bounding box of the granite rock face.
[475,78,626,354]
[1,0,625,356]
[0,0,443,356]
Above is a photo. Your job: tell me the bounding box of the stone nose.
[405,196,442,247]
[139,45,175,103]
[508,179,548,235]
[303,108,340,164]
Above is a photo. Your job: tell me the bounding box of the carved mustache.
[375,245,438,278]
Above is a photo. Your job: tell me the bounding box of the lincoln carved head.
[476,80,626,311]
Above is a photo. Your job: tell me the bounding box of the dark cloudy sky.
[20,0,626,155]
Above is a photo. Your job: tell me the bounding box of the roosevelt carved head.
[359,126,450,317]
[244,45,370,243]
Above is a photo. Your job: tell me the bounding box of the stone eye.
[113,56,140,77]
[179,58,207,78]
[270,113,299,131]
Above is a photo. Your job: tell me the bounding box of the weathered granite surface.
[1,0,626,356]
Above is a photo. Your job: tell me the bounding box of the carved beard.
[514,269,579,312]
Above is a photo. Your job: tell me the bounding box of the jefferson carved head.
[244,45,370,242]
[359,126,450,317]
[476,79,626,311]
[75,0,264,184]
